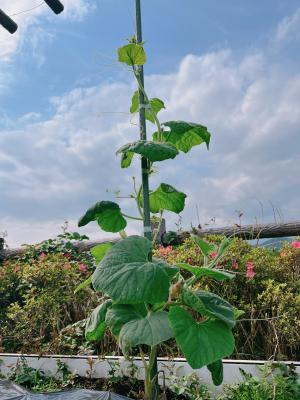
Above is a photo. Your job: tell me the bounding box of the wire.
[9,2,44,17]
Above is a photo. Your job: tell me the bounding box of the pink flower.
[210,251,218,258]
[79,263,87,273]
[246,261,255,279]
[292,241,300,249]
[232,261,239,269]
[159,245,173,256]
[39,252,46,260]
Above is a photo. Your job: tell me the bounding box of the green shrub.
[0,249,98,353]
[218,363,300,400]
[154,237,300,361]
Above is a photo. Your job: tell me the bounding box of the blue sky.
[0,0,300,246]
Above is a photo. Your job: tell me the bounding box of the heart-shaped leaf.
[153,121,211,153]
[207,359,223,386]
[116,140,178,163]
[118,43,146,66]
[177,264,235,281]
[92,236,178,304]
[130,91,165,123]
[149,183,186,214]
[119,311,173,353]
[168,306,234,369]
[182,287,235,328]
[106,304,146,336]
[78,201,126,233]
[85,300,113,341]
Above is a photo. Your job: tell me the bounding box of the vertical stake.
[135,1,159,399]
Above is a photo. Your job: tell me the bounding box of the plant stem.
[121,213,143,221]
[133,71,163,142]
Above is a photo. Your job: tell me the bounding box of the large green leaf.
[92,236,178,304]
[130,91,165,123]
[182,288,235,328]
[192,237,216,257]
[105,304,145,336]
[118,43,146,66]
[177,264,235,281]
[153,121,211,153]
[85,300,112,341]
[78,201,126,233]
[116,140,178,164]
[149,183,186,214]
[168,306,234,369]
[91,242,114,264]
[119,311,173,353]
[207,360,223,386]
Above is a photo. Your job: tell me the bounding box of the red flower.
[159,245,173,256]
[292,241,300,249]
[246,261,255,279]
[79,263,87,273]
[232,261,239,269]
[210,251,218,258]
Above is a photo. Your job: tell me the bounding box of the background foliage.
[1,233,299,361]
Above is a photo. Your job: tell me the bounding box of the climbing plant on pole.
[77,1,237,399]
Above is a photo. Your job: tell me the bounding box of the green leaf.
[234,308,245,320]
[92,236,178,304]
[74,275,92,294]
[121,151,134,168]
[85,300,112,341]
[78,201,126,233]
[106,304,145,337]
[149,183,186,214]
[130,91,139,113]
[182,288,235,328]
[119,311,173,352]
[116,140,178,163]
[130,91,165,124]
[208,237,231,268]
[91,242,114,264]
[118,43,146,66]
[153,121,211,153]
[177,264,235,281]
[192,237,216,257]
[168,306,234,369]
[207,360,223,386]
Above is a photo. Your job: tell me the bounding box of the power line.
[9,3,45,18]
[0,0,64,34]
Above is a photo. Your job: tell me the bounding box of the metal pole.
[135,1,159,399]
[135,0,152,243]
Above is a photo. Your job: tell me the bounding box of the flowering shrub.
[0,249,98,354]
[154,236,300,361]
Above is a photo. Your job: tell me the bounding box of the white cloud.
[0,0,94,60]
[1,41,300,246]
[1,7,300,246]
[275,7,300,43]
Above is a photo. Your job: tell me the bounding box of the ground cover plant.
[76,36,237,399]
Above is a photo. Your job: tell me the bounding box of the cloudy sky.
[0,0,299,247]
